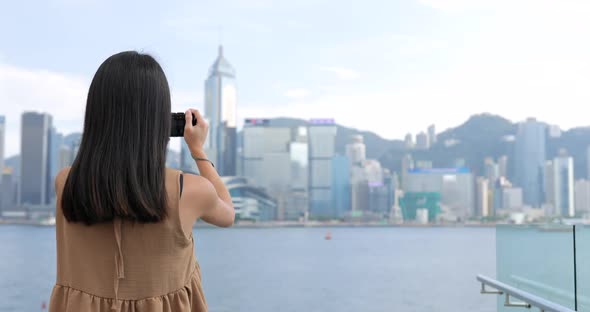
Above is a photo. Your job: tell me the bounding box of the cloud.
[386,34,449,57]
[0,63,88,157]
[416,0,490,12]
[416,0,590,30]
[271,82,283,90]
[232,54,590,143]
[319,66,360,81]
[161,4,274,43]
[171,89,203,112]
[49,0,100,6]
[0,63,202,158]
[284,88,311,99]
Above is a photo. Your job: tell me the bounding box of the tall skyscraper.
[543,160,555,214]
[575,179,590,216]
[476,177,490,217]
[428,124,437,145]
[498,155,509,178]
[401,154,414,191]
[347,134,368,214]
[514,118,546,207]
[286,132,309,221]
[548,125,562,138]
[308,119,337,218]
[484,157,499,184]
[544,154,575,217]
[404,133,414,149]
[493,177,513,211]
[345,135,366,166]
[331,154,351,218]
[20,112,53,207]
[415,132,429,149]
[562,155,575,217]
[349,158,385,215]
[242,119,305,220]
[0,116,5,179]
[363,160,383,184]
[1,167,15,211]
[204,45,238,176]
[289,127,309,192]
[242,121,291,189]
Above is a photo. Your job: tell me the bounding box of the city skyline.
[3,43,590,221]
[3,1,590,158]
[1,110,588,159]
[6,108,590,221]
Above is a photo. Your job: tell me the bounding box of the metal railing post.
[504,293,532,308]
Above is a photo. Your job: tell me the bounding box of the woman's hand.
[183,109,209,154]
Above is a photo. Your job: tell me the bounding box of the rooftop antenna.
[218,25,224,57]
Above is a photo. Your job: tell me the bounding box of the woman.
[49,51,235,312]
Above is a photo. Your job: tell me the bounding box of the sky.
[2,0,590,157]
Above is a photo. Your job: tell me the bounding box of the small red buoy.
[325,231,332,240]
[42,301,47,310]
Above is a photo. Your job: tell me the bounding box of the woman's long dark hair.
[62,51,171,225]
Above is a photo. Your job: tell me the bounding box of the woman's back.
[50,168,207,312]
[48,51,234,311]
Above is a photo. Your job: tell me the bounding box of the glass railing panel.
[574,225,590,311]
[496,224,576,311]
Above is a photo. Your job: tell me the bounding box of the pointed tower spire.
[208,45,235,78]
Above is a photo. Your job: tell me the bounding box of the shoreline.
[0,219,498,228]
[197,222,498,229]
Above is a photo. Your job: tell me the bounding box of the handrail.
[477,275,576,312]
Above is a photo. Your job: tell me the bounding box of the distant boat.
[325,231,332,240]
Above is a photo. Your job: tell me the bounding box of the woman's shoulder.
[55,166,72,189]
[179,172,217,207]
[165,168,214,196]
[181,172,215,192]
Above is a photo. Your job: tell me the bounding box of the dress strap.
[179,173,184,198]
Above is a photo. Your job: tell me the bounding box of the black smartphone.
[171,112,197,137]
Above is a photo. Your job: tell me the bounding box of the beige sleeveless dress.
[49,168,207,312]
